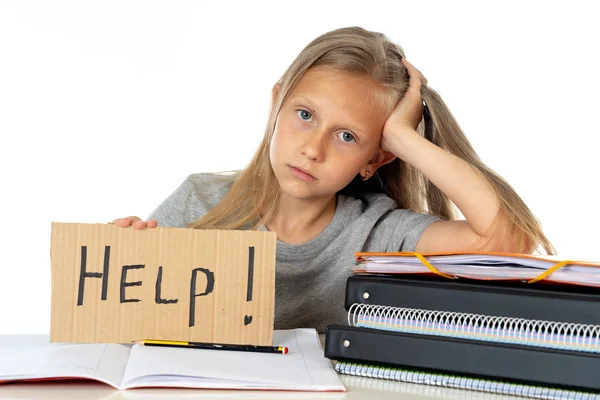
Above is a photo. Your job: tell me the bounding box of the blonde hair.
[187,26,555,255]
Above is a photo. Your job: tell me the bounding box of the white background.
[0,1,598,334]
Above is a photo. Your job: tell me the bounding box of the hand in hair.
[110,216,158,229]
[381,58,428,152]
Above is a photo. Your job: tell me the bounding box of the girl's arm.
[385,129,517,254]
[382,59,527,254]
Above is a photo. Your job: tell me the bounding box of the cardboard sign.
[50,222,277,345]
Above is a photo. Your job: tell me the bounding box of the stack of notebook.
[324,251,600,400]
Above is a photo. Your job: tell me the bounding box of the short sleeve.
[369,208,441,252]
[146,175,196,228]
[146,172,236,228]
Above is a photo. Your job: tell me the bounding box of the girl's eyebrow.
[293,96,367,136]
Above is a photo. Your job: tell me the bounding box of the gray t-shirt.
[147,172,440,333]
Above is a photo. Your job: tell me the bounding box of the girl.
[112,26,554,333]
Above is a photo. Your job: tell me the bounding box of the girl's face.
[269,66,393,200]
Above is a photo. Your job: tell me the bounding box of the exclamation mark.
[244,246,254,326]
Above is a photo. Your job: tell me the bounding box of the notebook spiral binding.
[339,373,512,400]
[348,303,600,353]
[335,361,600,400]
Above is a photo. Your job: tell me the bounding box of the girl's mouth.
[288,165,317,182]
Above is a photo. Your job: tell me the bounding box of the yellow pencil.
[134,339,289,354]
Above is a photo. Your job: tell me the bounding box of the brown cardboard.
[50,222,277,345]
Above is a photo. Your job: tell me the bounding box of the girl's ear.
[366,149,396,173]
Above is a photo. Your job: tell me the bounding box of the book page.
[122,328,345,391]
[106,388,347,400]
[0,334,131,388]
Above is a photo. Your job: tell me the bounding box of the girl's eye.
[297,109,312,121]
[337,131,356,143]
[296,109,356,143]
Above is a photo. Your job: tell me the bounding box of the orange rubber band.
[412,252,456,280]
[528,260,573,284]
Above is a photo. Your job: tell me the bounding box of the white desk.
[0,335,517,400]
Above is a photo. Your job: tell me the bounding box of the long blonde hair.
[187,26,555,255]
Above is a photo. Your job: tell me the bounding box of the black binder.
[345,274,600,325]
[325,324,600,392]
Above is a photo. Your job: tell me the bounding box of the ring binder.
[325,325,600,393]
[348,303,600,353]
[343,274,600,325]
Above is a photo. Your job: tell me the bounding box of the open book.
[0,329,345,392]
[354,251,600,287]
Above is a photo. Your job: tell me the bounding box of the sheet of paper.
[109,388,347,400]
[0,334,131,388]
[122,328,345,391]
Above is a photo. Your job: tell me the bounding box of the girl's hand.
[111,216,158,229]
[381,58,428,152]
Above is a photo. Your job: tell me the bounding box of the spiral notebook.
[325,261,600,399]
[347,302,600,353]
[335,361,600,400]
[344,273,600,325]
[339,373,522,400]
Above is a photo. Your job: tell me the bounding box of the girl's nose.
[301,131,327,162]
